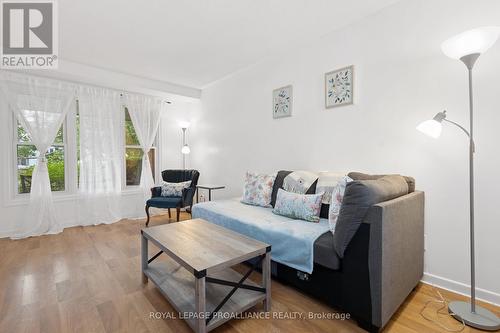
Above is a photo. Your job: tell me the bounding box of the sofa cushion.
[333,175,409,258]
[314,231,341,270]
[348,172,415,193]
[192,198,330,273]
[273,189,323,222]
[147,196,182,208]
[271,170,317,207]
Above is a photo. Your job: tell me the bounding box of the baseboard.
[422,272,500,307]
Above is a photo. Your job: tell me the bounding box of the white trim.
[5,188,144,207]
[15,59,201,100]
[4,193,77,207]
[422,272,500,307]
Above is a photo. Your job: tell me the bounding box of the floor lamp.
[180,122,191,169]
[417,26,500,331]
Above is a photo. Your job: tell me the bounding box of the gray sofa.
[193,171,424,332]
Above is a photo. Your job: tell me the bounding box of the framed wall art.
[272,85,293,118]
[325,65,354,108]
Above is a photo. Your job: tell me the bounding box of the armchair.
[145,169,200,226]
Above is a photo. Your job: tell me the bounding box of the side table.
[196,184,225,202]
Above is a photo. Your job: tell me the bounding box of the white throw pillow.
[241,172,276,208]
[283,170,318,194]
[315,171,346,204]
[328,175,353,233]
[161,180,191,197]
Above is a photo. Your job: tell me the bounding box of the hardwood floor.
[1,213,498,333]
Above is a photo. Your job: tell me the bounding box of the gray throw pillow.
[348,171,416,193]
[332,175,409,258]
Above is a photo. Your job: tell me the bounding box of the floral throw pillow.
[273,188,323,222]
[161,180,191,197]
[241,172,276,207]
[328,175,353,233]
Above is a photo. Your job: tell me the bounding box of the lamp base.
[448,301,500,331]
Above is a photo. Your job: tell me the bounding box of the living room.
[0,0,499,332]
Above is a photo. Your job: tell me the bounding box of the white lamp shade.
[181,144,191,154]
[179,121,191,129]
[416,119,442,138]
[441,26,500,59]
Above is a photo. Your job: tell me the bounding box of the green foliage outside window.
[125,108,153,186]
[17,124,65,193]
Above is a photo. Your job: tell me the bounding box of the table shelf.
[144,256,266,332]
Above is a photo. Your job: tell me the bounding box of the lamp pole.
[182,127,187,169]
[460,53,479,313]
[445,53,500,330]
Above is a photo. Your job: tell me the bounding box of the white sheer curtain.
[77,87,123,225]
[124,94,163,198]
[0,72,76,238]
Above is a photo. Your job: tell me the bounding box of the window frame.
[13,116,69,197]
[122,107,159,189]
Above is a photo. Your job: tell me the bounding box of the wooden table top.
[142,219,269,275]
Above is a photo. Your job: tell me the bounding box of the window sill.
[5,192,77,207]
[4,188,146,207]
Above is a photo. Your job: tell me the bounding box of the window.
[124,108,156,186]
[12,100,160,197]
[16,122,66,194]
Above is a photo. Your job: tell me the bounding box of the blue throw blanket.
[192,198,330,273]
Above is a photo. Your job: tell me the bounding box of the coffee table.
[141,219,271,333]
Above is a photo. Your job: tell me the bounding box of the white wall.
[196,0,500,304]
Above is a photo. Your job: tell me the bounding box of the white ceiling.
[60,0,400,89]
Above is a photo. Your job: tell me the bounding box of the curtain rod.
[0,70,173,104]
[118,93,171,104]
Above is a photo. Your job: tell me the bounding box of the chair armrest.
[151,186,162,198]
[182,187,196,207]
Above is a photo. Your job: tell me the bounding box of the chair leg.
[145,205,151,226]
[168,208,171,218]
[176,207,180,222]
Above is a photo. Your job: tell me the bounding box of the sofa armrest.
[151,186,162,198]
[365,191,425,329]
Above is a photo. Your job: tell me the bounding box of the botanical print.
[325,66,354,108]
[273,189,323,222]
[273,85,293,118]
[241,172,276,207]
